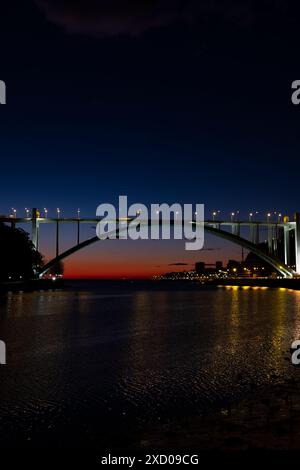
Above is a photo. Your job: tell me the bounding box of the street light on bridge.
[249,212,253,222]
[231,212,235,222]
[57,208,61,218]
[11,207,16,218]
[267,212,271,222]
[25,208,30,218]
[44,208,48,218]
[77,208,80,219]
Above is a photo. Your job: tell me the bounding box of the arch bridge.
[2,209,300,279]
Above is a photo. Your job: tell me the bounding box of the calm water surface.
[0,281,300,447]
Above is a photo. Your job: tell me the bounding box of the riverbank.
[213,278,300,290]
[0,278,64,292]
[154,277,300,290]
[2,277,300,293]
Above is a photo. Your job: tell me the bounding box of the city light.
[44,208,48,218]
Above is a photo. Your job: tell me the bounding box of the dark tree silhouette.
[0,222,44,282]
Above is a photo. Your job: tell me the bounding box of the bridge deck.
[0,217,296,227]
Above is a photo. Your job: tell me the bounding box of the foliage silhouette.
[0,222,43,282]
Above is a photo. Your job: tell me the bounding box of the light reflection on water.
[0,282,300,446]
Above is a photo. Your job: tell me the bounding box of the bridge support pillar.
[250,224,259,244]
[232,223,240,236]
[56,220,60,257]
[284,225,290,267]
[273,226,278,256]
[31,208,39,250]
[267,225,273,254]
[77,220,80,245]
[294,213,300,275]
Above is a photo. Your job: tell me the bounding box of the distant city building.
[195,262,205,274]
[154,251,279,282]
[216,261,223,271]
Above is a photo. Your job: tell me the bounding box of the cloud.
[34,0,263,37]
[168,262,190,266]
[202,248,221,251]
[35,0,186,36]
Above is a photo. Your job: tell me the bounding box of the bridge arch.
[39,224,294,279]
[204,225,294,278]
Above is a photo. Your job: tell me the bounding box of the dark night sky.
[1,1,300,277]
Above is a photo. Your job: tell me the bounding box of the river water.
[0,281,299,448]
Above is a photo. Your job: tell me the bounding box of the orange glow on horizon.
[42,238,242,280]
